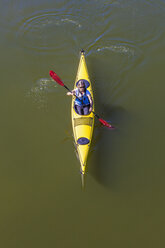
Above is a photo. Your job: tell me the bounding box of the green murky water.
[0,1,165,247]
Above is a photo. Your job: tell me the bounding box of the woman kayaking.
[67,80,93,115]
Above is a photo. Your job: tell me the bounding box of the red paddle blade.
[99,118,114,129]
[49,70,64,86]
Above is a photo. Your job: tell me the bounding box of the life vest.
[74,88,90,106]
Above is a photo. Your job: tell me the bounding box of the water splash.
[26,78,57,109]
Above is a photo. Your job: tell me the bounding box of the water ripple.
[16,12,82,52]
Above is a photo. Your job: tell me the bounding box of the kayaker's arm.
[88,95,93,112]
[67,90,76,96]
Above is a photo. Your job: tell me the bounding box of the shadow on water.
[87,54,132,189]
[89,104,131,189]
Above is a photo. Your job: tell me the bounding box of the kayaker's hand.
[67,90,75,96]
[67,92,74,96]
[89,107,92,113]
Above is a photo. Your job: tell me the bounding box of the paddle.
[49,70,114,129]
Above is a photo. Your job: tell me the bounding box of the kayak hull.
[71,51,94,175]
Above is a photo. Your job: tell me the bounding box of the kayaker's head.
[78,80,85,92]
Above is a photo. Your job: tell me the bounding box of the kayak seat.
[76,79,90,88]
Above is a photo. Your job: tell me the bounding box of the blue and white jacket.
[74,88,90,106]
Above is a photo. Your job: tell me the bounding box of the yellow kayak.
[71,50,94,182]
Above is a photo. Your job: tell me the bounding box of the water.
[0,0,165,247]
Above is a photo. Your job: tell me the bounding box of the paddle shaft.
[64,85,72,93]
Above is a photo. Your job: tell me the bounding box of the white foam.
[61,18,82,28]
[97,45,136,57]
